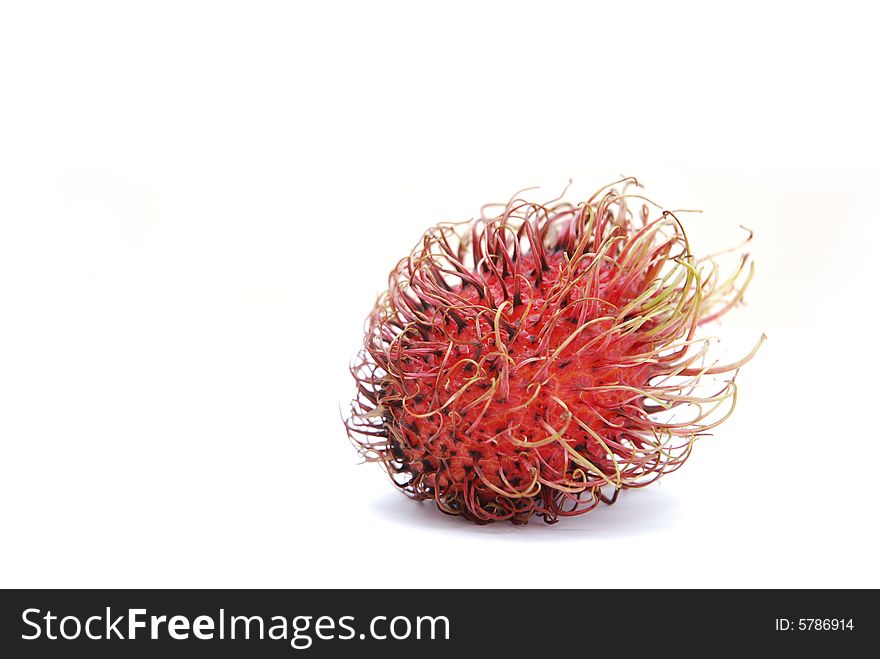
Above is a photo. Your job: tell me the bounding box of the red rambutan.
[346,178,763,524]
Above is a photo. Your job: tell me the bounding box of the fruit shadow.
[369,484,681,538]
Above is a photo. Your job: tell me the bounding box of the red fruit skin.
[346,180,760,524]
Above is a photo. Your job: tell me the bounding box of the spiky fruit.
[346,178,763,524]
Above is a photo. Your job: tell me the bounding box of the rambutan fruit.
[345,178,763,524]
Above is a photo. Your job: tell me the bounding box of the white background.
[1,1,877,588]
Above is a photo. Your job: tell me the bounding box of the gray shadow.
[368,484,681,539]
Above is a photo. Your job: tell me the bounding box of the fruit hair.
[345,178,763,524]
